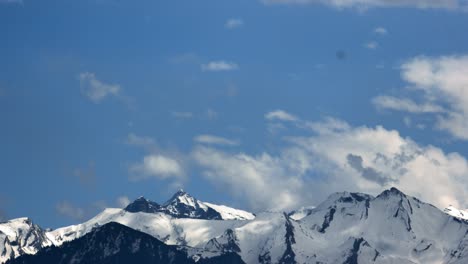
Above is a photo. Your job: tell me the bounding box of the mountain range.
[2,188,468,264]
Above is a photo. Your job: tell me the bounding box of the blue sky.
[2,0,468,228]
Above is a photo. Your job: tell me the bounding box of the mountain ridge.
[2,188,468,264]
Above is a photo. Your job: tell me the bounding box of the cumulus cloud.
[265,110,299,122]
[261,0,466,10]
[194,134,239,146]
[287,118,468,209]
[130,154,184,180]
[201,61,239,72]
[192,146,310,211]
[347,154,390,185]
[56,201,85,221]
[78,72,120,103]
[225,18,244,29]
[373,55,468,140]
[192,113,468,211]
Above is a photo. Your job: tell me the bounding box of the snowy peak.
[124,196,161,213]
[123,190,254,221]
[162,189,222,220]
[377,186,406,197]
[0,217,52,264]
[163,189,192,206]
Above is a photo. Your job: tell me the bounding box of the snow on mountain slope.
[203,203,255,220]
[4,188,468,264]
[444,206,468,220]
[123,190,255,221]
[48,208,246,248]
[292,188,468,264]
[0,218,52,264]
[288,206,315,221]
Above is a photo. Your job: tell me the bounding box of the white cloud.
[265,110,299,122]
[374,55,468,140]
[201,61,239,72]
[194,135,239,146]
[192,146,310,211]
[56,201,85,220]
[126,133,156,147]
[0,0,23,4]
[225,18,244,29]
[116,196,131,208]
[78,72,120,103]
[365,41,379,50]
[374,27,388,35]
[192,113,468,211]
[261,0,465,10]
[372,95,445,113]
[287,118,468,209]
[130,154,184,180]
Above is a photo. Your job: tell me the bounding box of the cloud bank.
[191,112,468,211]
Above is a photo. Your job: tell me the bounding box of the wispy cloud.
[374,27,388,35]
[372,95,445,113]
[194,134,239,146]
[78,72,120,103]
[265,110,299,122]
[56,201,85,221]
[172,111,194,119]
[0,0,23,4]
[116,196,131,208]
[71,162,97,190]
[261,0,466,10]
[201,61,239,72]
[365,41,379,50]
[126,133,156,148]
[225,18,244,29]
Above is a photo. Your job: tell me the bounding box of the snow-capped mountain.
[7,222,244,264]
[0,218,52,264]
[124,189,255,221]
[3,188,468,264]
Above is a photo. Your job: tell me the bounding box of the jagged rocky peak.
[122,190,252,220]
[124,196,161,213]
[0,217,52,264]
[163,189,223,220]
[316,191,374,210]
[164,189,196,206]
[377,186,405,197]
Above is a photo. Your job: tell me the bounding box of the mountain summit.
[124,190,255,221]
